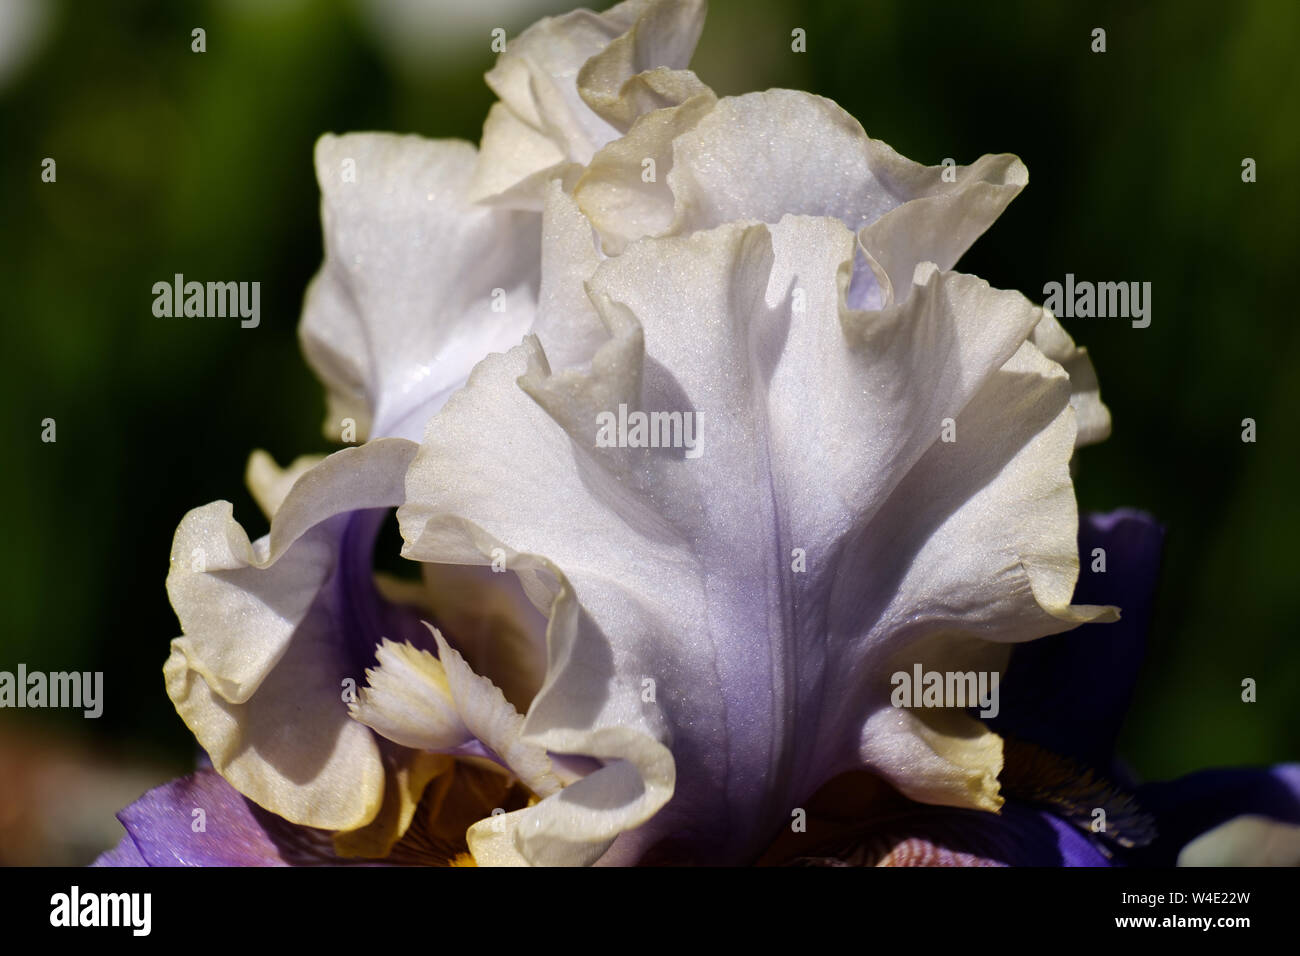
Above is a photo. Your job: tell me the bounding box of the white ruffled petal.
[574,88,1025,267]
[302,132,540,441]
[400,216,1112,864]
[573,87,717,254]
[1030,308,1112,448]
[530,179,613,369]
[164,622,384,832]
[164,438,417,829]
[469,0,708,208]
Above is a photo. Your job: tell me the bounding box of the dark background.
[1,0,1296,863]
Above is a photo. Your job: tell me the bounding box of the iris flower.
[99,0,1298,867]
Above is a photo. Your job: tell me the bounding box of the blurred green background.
[1,0,1296,863]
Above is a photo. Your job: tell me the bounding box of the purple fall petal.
[97,770,346,866]
[92,834,148,867]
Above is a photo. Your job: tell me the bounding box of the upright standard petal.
[469,0,708,208]
[301,132,540,441]
[572,88,1110,447]
[528,179,615,370]
[1029,309,1111,449]
[400,215,1113,865]
[574,89,1025,258]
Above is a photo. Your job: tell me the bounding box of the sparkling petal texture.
[468,0,707,208]
[572,86,1109,448]
[529,179,616,370]
[399,213,1113,864]
[574,88,1024,256]
[302,132,540,442]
